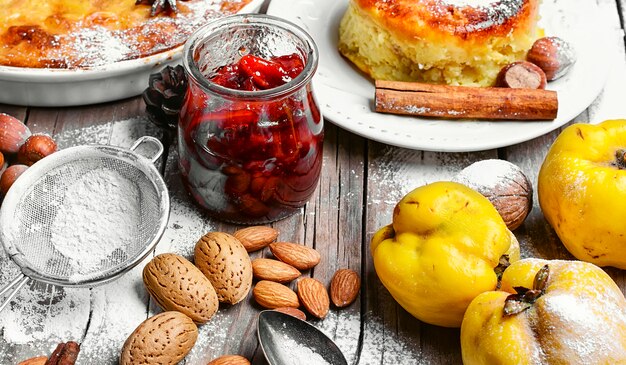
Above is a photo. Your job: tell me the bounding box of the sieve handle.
[0,274,29,312]
[130,136,164,164]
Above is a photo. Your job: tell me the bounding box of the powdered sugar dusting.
[317,311,361,364]
[273,329,333,365]
[51,169,141,278]
[453,159,522,191]
[432,0,525,31]
[442,0,501,6]
[0,282,89,353]
[77,260,153,363]
[14,0,253,68]
[529,259,626,363]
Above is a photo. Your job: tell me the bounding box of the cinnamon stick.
[375,80,558,120]
[45,342,80,365]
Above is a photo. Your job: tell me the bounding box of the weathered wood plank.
[308,126,366,365]
[362,146,497,364]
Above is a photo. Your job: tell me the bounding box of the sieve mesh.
[0,144,168,286]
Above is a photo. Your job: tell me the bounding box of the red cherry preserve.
[179,15,323,223]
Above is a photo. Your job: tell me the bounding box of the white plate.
[0,0,264,107]
[267,0,611,152]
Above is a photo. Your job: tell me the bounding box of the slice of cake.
[338,0,541,87]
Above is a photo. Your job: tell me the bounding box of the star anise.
[136,0,189,16]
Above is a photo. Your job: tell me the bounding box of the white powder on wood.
[50,169,141,277]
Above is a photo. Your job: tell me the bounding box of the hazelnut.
[453,159,533,231]
[0,113,31,155]
[17,134,57,166]
[0,155,6,178]
[0,164,28,198]
[496,61,547,89]
[527,36,576,81]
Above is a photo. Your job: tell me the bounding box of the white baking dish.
[0,0,264,107]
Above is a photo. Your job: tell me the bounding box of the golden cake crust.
[0,0,252,69]
[354,0,538,40]
[339,0,540,86]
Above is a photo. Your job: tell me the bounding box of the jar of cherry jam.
[179,14,323,224]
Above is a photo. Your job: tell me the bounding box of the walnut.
[453,159,533,231]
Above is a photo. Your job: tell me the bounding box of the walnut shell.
[453,159,533,231]
[194,232,253,305]
[143,253,218,324]
[120,311,198,365]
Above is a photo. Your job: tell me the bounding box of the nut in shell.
[0,164,28,198]
[453,159,533,231]
[143,253,219,324]
[17,134,57,166]
[207,355,251,365]
[17,357,47,365]
[0,113,31,155]
[527,36,576,81]
[0,152,6,176]
[496,61,547,89]
[120,311,198,365]
[194,231,253,304]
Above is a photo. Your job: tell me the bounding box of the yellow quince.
[371,181,520,328]
[461,259,626,364]
[539,120,626,269]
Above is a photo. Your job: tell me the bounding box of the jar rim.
[183,14,319,100]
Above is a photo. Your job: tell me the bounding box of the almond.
[17,356,47,365]
[17,134,57,166]
[233,226,279,252]
[269,242,321,270]
[252,258,301,283]
[120,311,198,365]
[143,253,218,324]
[297,278,330,319]
[330,269,361,308]
[0,113,31,155]
[273,307,307,321]
[194,232,253,304]
[208,355,251,365]
[253,280,299,309]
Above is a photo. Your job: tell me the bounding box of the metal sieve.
[0,136,170,312]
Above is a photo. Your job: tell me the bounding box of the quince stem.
[494,255,511,290]
[503,264,549,316]
[616,149,626,170]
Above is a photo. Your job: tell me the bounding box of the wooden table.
[2,0,626,363]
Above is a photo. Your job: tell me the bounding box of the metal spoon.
[257,310,348,365]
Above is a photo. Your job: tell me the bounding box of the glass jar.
[179,14,323,224]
